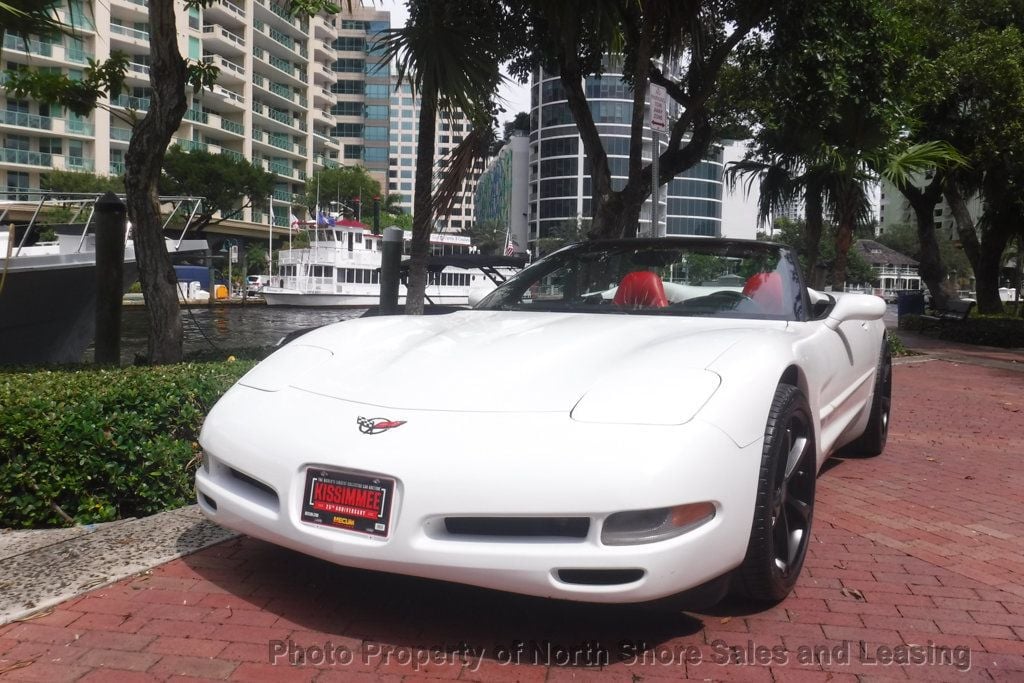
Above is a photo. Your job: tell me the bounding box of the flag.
[505,234,516,256]
[327,214,337,227]
[290,213,299,230]
[316,210,328,226]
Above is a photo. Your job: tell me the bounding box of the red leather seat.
[614,271,668,308]
[743,272,785,314]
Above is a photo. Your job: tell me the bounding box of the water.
[112,305,366,363]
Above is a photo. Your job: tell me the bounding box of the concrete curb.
[0,505,236,626]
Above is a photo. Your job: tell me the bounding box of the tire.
[841,339,892,457]
[733,383,816,603]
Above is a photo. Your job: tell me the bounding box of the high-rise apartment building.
[529,60,725,250]
[0,1,390,231]
[387,85,480,232]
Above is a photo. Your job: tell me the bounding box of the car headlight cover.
[602,502,716,545]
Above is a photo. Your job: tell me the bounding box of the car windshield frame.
[474,238,810,322]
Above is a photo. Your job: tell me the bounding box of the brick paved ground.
[1,358,1022,681]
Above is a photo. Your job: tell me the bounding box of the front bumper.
[196,385,763,603]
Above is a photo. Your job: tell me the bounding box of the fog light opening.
[602,502,716,546]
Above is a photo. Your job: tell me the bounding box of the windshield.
[475,239,807,321]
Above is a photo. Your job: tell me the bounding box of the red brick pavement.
[1,359,1022,681]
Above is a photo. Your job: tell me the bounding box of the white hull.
[262,287,470,308]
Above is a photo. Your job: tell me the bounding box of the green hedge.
[0,361,254,528]
[900,314,1024,348]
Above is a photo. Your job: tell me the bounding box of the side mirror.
[824,294,886,331]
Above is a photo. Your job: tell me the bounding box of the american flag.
[505,236,516,256]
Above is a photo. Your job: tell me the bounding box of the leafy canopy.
[159,146,276,231]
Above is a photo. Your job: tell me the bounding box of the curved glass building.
[529,61,724,250]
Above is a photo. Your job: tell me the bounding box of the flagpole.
[268,193,273,277]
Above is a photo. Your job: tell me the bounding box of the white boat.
[0,194,209,365]
[0,227,138,365]
[263,221,519,307]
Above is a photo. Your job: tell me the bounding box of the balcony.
[127,62,151,78]
[1,110,53,131]
[110,161,126,174]
[175,139,209,153]
[66,117,94,136]
[203,54,245,83]
[202,24,246,55]
[110,126,133,142]
[220,118,244,135]
[109,22,149,43]
[204,0,246,23]
[3,34,54,57]
[0,148,94,171]
[212,85,245,107]
[112,94,151,110]
[0,148,51,167]
[184,108,209,124]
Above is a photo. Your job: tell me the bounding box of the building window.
[333,123,364,138]
[365,104,388,120]
[363,147,387,163]
[332,37,365,51]
[344,145,363,159]
[332,80,363,94]
[364,126,388,141]
[331,58,364,73]
[7,170,29,200]
[365,83,389,99]
[331,101,363,116]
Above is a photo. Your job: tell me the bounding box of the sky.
[378,0,533,121]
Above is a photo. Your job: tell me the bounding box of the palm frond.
[875,141,968,189]
[434,111,494,219]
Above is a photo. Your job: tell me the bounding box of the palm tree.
[375,0,503,314]
[729,140,964,291]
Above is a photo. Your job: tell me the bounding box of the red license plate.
[300,468,394,537]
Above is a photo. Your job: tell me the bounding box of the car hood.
[250,311,783,416]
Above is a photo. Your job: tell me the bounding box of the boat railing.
[0,191,207,257]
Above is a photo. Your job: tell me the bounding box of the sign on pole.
[230,244,239,264]
[650,84,668,132]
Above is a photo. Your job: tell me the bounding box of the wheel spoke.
[773,503,791,572]
[788,497,812,526]
[784,434,807,481]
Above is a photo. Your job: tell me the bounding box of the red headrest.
[614,271,668,308]
[743,272,785,313]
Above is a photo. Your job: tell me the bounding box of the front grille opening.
[200,493,218,511]
[444,517,590,539]
[227,467,279,508]
[557,569,645,586]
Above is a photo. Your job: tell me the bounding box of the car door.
[794,293,881,459]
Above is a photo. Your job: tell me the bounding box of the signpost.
[649,84,668,238]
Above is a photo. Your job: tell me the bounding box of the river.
[106,305,366,364]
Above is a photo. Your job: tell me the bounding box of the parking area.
[1,355,1023,681]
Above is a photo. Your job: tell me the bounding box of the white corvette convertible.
[196,238,890,606]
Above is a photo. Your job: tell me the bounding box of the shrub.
[0,360,254,528]
[900,314,1024,348]
[886,332,912,357]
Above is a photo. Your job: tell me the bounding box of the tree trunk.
[405,94,437,315]
[944,183,1002,312]
[804,185,825,288]
[899,179,948,309]
[124,0,188,363]
[830,178,860,291]
[975,234,1007,313]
